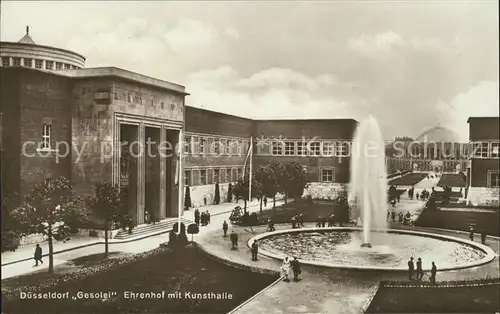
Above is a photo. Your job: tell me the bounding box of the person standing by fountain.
[222,220,228,237]
[416,258,424,280]
[469,226,475,241]
[408,257,415,280]
[430,262,437,284]
[291,257,301,281]
[230,230,238,250]
[481,230,487,244]
[281,256,292,281]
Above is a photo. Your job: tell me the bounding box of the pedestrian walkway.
[1,198,286,279]
[413,175,440,195]
[195,222,500,314]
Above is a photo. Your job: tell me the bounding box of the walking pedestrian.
[34,244,43,266]
[291,257,302,281]
[469,226,474,241]
[481,230,487,245]
[281,256,291,281]
[416,258,424,280]
[430,262,437,285]
[230,230,238,250]
[264,197,268,207]
[222,220,228,237]
[194,209,200,226]
[251,240,259,261]
[408,257,415,280]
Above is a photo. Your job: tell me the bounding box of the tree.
[232,179,249,214]
[254,166,277,211]
[1,205,30,252]
[86,182,121,257]
[283,161,308,201]
[184,186,192,209]
[268,161,286,207]
[187,223,199,242]
[268,160,308,204]
[227,183,233,202]
[21,177,87,273]
[214,183,220,205]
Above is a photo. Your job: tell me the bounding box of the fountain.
[246,116,496,271]
[349,115,389,248]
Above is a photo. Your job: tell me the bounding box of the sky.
[1,1,498,140]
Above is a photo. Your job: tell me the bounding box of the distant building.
[385,126,469,174]
[466,117,499,207]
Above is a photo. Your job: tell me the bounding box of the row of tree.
[232,160,309,214]
[2,177,132,273]
[183,160,308,213]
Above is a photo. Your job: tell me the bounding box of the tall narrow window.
[184,136,191,154]
[490,142,499,158]
[214,169,220,183]
[200,169,207,185]
[488,171,500,188]
[200,137,206,155]
[42,124,51,149]
[184,170,192,186]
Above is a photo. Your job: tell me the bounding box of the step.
[114,218,193,240]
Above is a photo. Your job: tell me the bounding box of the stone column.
[137,122,146,224]
[159,126,167,220]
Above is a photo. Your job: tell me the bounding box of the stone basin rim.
[248,227,497,272]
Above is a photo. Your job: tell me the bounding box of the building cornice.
[61,67,188,95]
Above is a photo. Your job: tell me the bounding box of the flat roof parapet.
[60,67,188,95]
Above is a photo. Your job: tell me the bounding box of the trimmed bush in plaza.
[2,246,278,314]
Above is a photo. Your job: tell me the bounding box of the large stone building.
[184,108,357,206]
[1,29,358,227]
[466,117,499,206]
[1,30,188,226]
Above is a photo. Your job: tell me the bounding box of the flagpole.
[248,137,253,204]
[177,129,183,234]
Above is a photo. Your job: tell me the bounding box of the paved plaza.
[2,194,499,314]
[1,198,283,279]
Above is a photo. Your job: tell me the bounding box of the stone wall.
[302,182,347,200]
[467,187,500,207]
[18,69,72,197]
[71,78,114,197]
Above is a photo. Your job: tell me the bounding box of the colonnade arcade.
[112,113,182,225]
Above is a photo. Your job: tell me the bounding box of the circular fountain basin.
[249,227,497,271]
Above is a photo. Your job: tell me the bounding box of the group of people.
[194,209,211,226]
[281,256,302,282]
[408,257,438,284]
[266,218,276,232]
[316,214,336,227]
[291,213,305,228]
[469,225,488,245]
[387,209,414,225]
